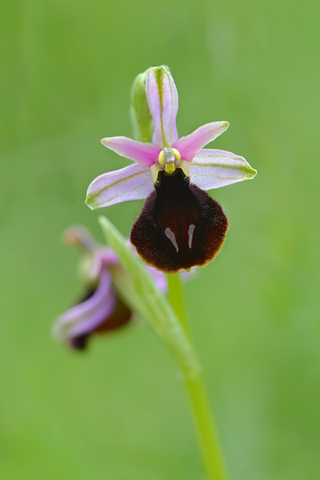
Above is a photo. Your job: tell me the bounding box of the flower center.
[158,147,181,174]
[151,147,189,185]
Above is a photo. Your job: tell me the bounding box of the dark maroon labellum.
[130,168,229,273]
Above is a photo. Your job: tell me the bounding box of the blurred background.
[1,0,319,478]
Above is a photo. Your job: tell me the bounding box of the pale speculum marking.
[165,227,179,252]
[188,224,195,249]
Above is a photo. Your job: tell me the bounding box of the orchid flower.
[86,66,256,273]
[52,226,167,350]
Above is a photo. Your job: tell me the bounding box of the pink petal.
[189,149,257,190]
[52,269,117,339]
[69,296,116,337]
[86,163,154,209]
[101,136,161,168]
[172,122,229,162]
[146,66,179,148]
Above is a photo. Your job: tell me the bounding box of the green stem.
[167,274,189,336]
[184,376,228,480]
[167,274,229,480]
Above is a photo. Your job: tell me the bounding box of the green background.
[1,0,319,478]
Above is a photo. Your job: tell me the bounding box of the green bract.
[130,71,153,143]
[99,216,200,379]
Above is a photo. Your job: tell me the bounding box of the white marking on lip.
[188,224,195,249]
[165,227,179,252]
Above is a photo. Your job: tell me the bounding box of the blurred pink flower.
[52,226,166,350]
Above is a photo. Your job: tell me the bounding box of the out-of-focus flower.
[86,66,256,273]
[52,226,167,350]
